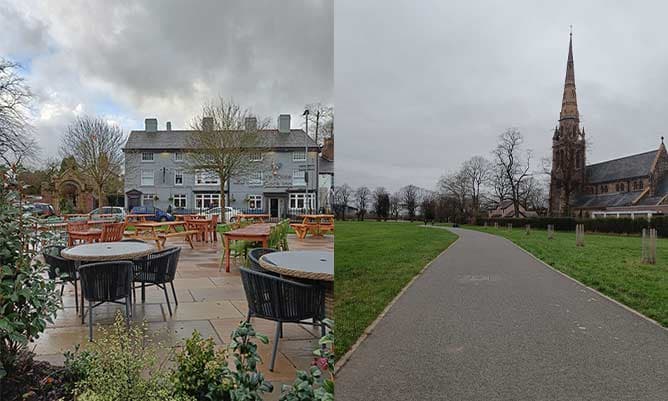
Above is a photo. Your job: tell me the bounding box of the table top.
[69,228,102,235]
[260,250,334,281]
[134,221,185,228]
[224,223,274,237]
[61,241,154,261]
[238,213,270,218]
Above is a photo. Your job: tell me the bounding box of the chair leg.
[246,311,252,323]
[280,322,283,338]
[320,321,327,337]
[125,297,131,327]
[163,285,172,316]
[88,301,94,341]
[74,280,78,313]
[133,286,137,304]
[141,282,145,303]
[170,281,178,305]
[270,321,281,372]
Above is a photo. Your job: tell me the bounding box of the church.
[548,33,668,218]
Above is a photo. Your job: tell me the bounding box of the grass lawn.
[334,221,458,358]
[467,225,668,327]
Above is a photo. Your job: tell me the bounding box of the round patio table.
[61,241,154,261]
[259,250,334,316]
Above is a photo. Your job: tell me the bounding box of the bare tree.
[389,192,401,220]
[438,170,470,222]
[462,156,490,221]
[186,97,269,216]
[520,176,549,214]
[305,103,333,145]
[0,59,36,167]
[492,128,532,217]
[401,185,420,222]
[334,183,353,220]
[60,116,125,207]
[355,186,371,221]
[372,186,390,221]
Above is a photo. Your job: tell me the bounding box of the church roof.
[572,191,640,209]
[585,150,657,183]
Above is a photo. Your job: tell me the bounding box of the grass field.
[468,225,668,327]
[334,221,458,358]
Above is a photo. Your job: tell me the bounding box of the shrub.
[478,215,668,236]
[279,320,335,401]
[172,321,273,401]
[0,165,61,386]
[73,313,189,401]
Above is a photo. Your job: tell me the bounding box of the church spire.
[559,29,579,125]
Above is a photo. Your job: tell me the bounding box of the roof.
[585,150,656,183]
[572,192,639,209]
[319,157,334,174]
[123,129,318,151]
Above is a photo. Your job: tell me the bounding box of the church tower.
[549,31,586,216]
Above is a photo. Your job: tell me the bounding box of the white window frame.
[289,193,315,211]
[248,171,264,186]
[142,193,155,204]
[173,194,187,208]
[292,169,306,186]
[195,193,221,209]
[141,152,154,162]
[195,171,221,185]
[249,152,263,162]
[248,194,263,210]
[174,169,184,186]
[292,151,306,162]
[140,169,154,186]
[174,152,183,162]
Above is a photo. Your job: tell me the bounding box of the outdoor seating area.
[33,222,334,387]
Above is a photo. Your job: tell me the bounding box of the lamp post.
[303,109,310,212]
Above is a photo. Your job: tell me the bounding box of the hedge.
[478,216,668,236]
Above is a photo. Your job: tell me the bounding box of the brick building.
[549,34,668,218]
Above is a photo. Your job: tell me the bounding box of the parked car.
[89,206,126,222]
[129,206,175,222]
[203,206,240,222]
[29,203,56,217]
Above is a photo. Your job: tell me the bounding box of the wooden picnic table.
[68,228,102,246]
[259,250,334,317]
[237,213,270,223]
[222,223,275,273]
[291,214,335,239]
[131,221,196,249]
[125,214,154,223]
[86,219,117,226]
[175,214,199,221]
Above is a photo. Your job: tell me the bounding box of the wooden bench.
[157,230,199,249]
[290,223,310,239]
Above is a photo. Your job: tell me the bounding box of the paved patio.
[34,233,334,396]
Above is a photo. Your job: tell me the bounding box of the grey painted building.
[123,114,321,218]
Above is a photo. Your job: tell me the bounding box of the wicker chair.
[132,247,181,316]
[42,245,79,312]
[239,267,326,371]
[247,248,279,276]
[78,261,133,341]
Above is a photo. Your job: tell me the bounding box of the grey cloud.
[335,0,668,192]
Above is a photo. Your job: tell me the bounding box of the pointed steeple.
[559,30,579,125]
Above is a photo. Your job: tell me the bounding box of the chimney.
[145,118,158,133]
[166,121,172,131]
[278,114,291,134]
[202,117,214,132]
[322,136,334,161]
[244,117,257,131]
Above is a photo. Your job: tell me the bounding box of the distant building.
[548,33,668,218]
[489,199,536,219]
[123,114,320,218]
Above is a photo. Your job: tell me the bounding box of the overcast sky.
[336,0,668,192]
[1,0,332,164]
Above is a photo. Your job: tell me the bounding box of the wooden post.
[494,222,499,229]
[507,223,512,232]
[525,224,530,235]
[642,228,657,264]
[484,221,488,227]
[576,224,585,247]
[547,224,554,240]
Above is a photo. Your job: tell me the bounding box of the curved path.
[338,227,668,400]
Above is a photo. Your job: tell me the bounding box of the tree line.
[333,128,548,223]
